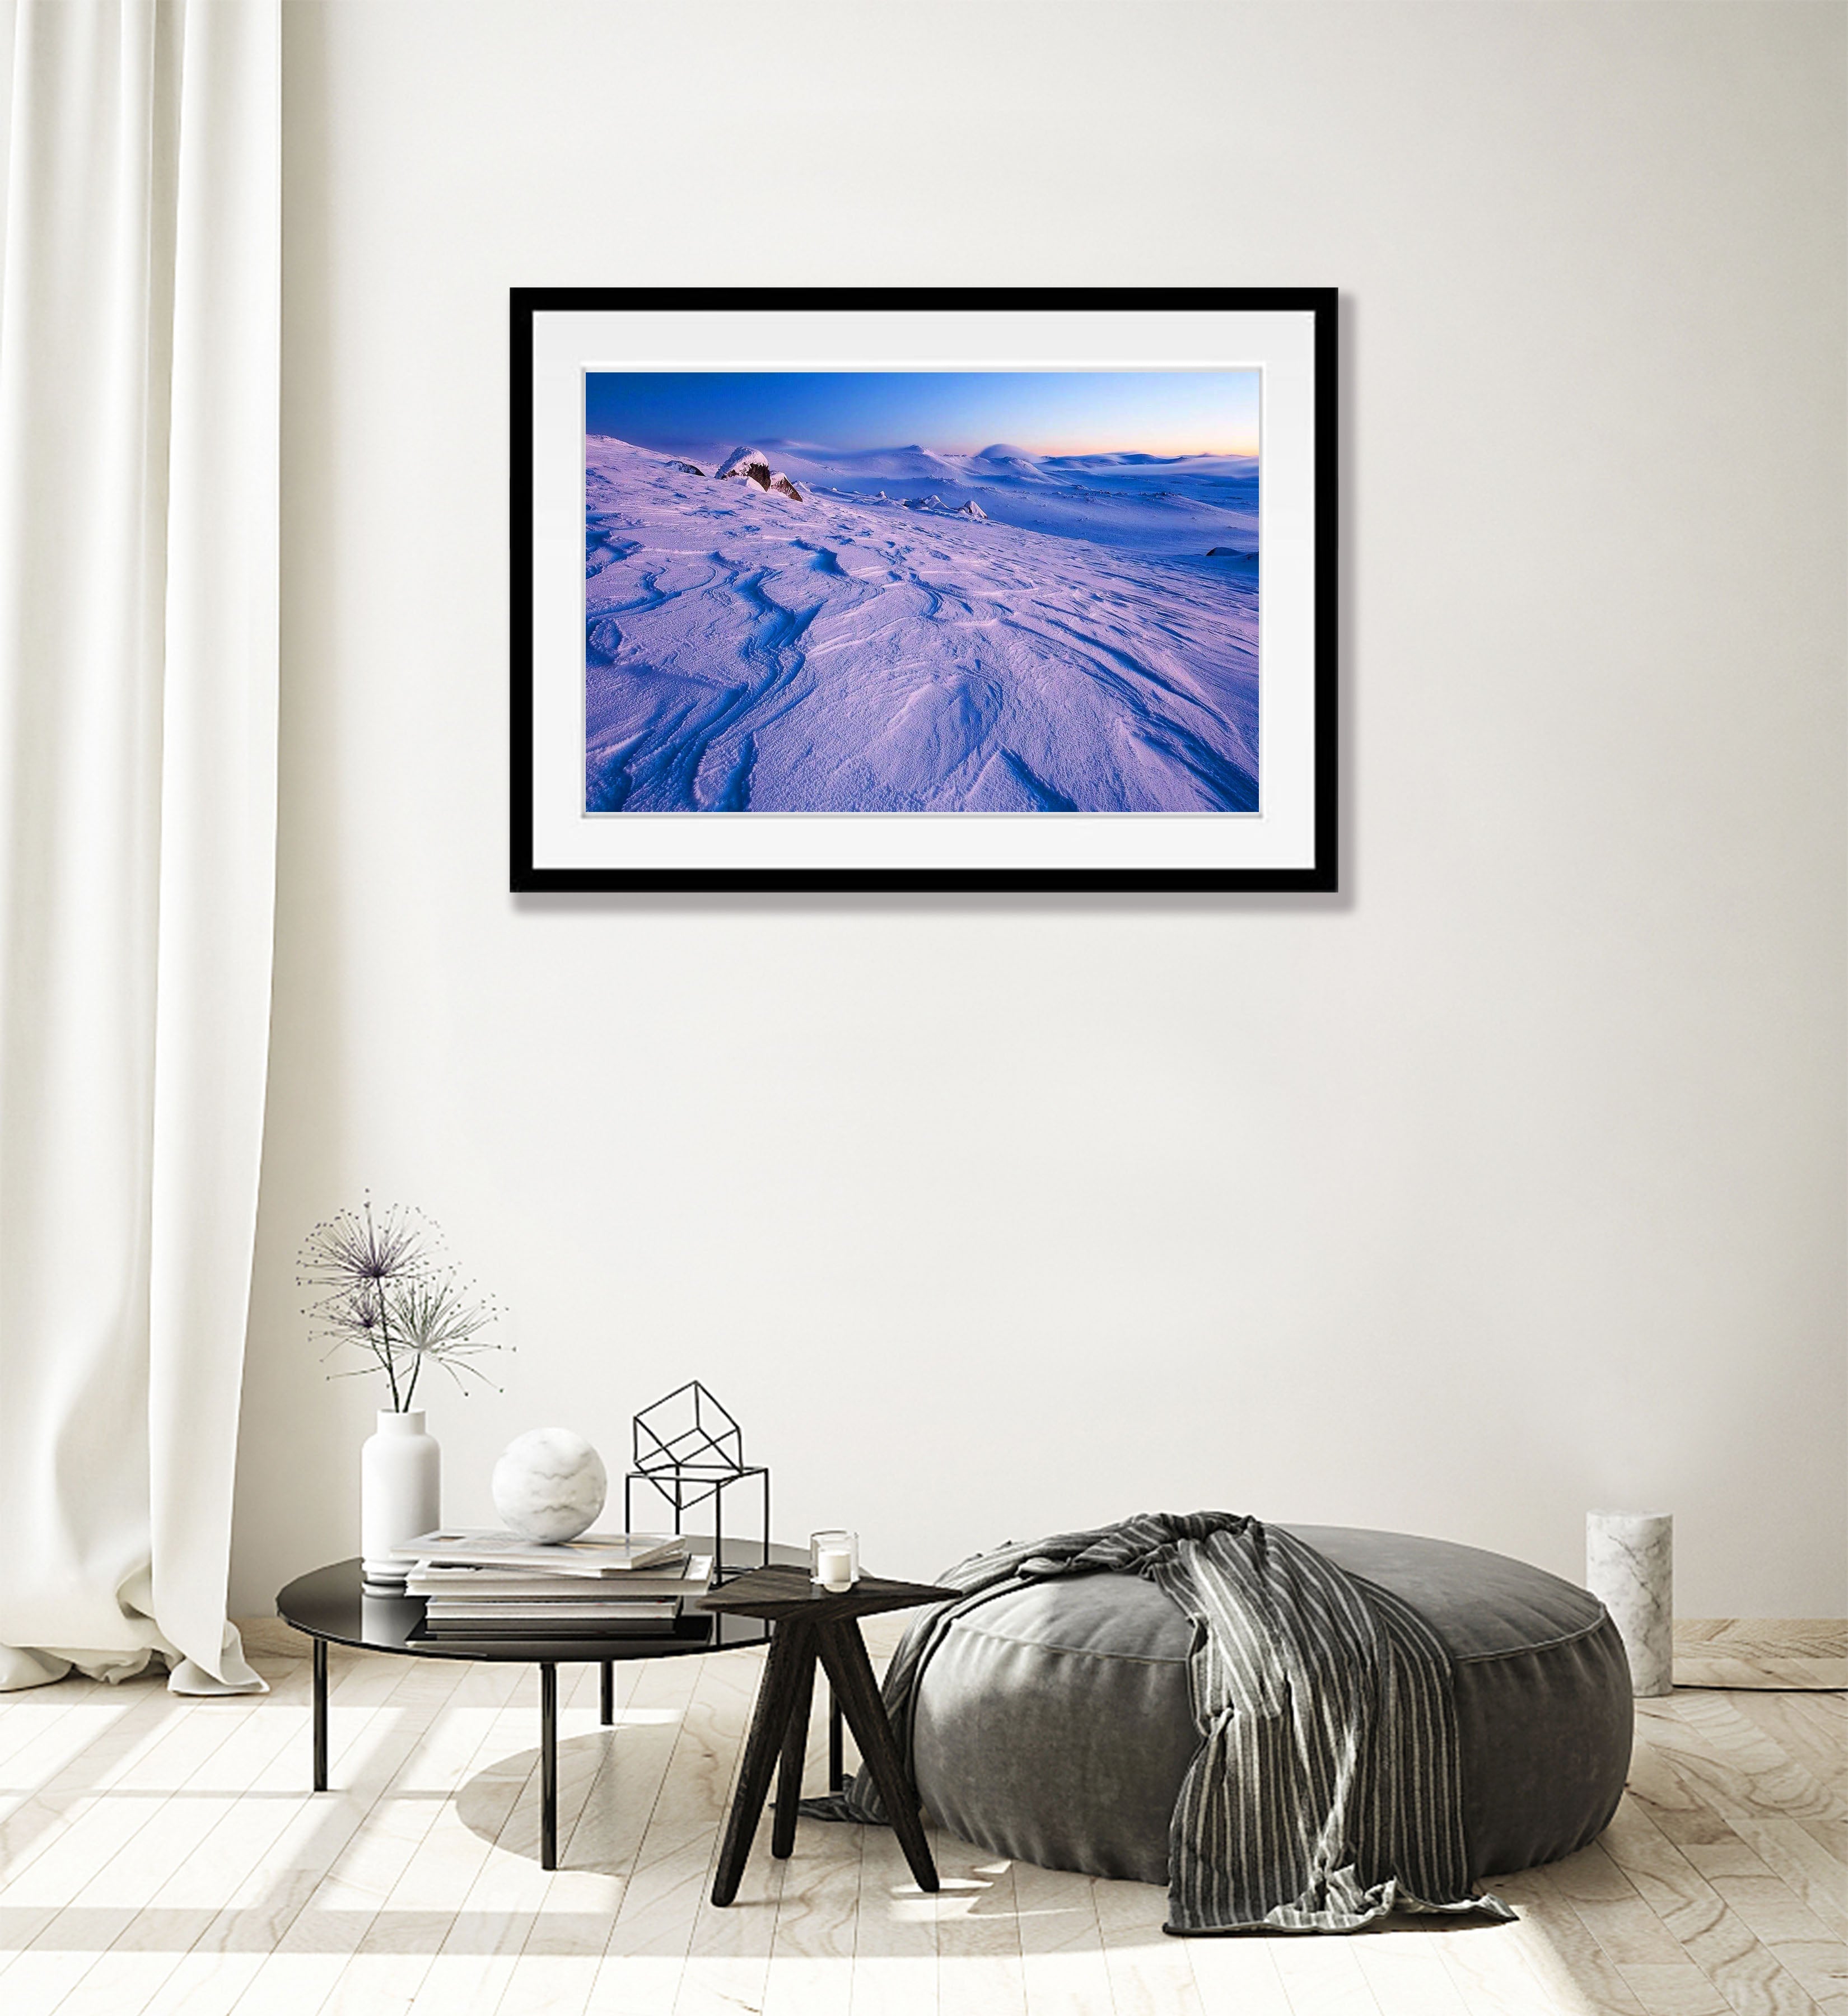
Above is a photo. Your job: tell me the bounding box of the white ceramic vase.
[361,1409,441,1588]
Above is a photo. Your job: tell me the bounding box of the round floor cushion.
[909,1524,1632,1885]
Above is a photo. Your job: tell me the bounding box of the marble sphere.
[492,1429,608,1543]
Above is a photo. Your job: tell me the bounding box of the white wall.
[231,1,1847,1620]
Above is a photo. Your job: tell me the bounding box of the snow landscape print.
[583,370,1261,814]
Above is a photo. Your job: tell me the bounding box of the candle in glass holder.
[810,1529,859,1592]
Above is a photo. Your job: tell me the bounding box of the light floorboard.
[0,1618,1836,2014]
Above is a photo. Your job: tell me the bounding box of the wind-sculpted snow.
[583,438,1259,814]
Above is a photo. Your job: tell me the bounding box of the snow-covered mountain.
[967,442,1057,483]
[754,441,1256,558]
[628,437,1258,558]
[581,437,1258,815]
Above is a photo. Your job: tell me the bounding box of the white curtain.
[0,0,279,1693]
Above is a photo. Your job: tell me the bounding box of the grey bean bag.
[910,1524,1632,1884]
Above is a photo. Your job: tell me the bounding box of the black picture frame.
[511,287,1337,894]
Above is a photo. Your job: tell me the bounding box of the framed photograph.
[511,287,1337,892]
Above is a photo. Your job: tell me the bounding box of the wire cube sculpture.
[633,1379,745,1477]
[625,1380,768,1583]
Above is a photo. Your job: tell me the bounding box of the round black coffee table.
[278,1539,811,1869]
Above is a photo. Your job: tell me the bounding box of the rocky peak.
[717,446,803,501]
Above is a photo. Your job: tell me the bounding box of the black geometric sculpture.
[633,1379,745,1476]
[624,1380,769,1584]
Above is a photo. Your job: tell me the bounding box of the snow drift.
[583,437,1258,814]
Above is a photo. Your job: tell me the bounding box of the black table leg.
[312,1639,328,1793]
[600,1661,614,1728]
[540,1662,558,1871]
[711,1620,812,1906]
[771,1632,816,1860]
[829,1686,844,1791]
[815,1623,938,1893]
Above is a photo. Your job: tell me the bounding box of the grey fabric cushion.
[910,1524,1632,1885]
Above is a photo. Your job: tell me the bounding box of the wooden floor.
[0,1618,1838,2016]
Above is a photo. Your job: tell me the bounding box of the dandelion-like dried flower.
[298,1198,431,1291]
[298,1196,505,1411]
[386,1271,508,1400]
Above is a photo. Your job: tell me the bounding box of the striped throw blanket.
[804,1510,1514,1935]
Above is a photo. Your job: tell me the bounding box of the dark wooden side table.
[697,1565,958,1907]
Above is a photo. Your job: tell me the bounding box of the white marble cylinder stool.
[1586,1510,1673,1697]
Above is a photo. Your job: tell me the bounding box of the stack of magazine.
[403,1530,714,1640]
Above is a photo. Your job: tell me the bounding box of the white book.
[406,1555,712,1598]
[402,1528,689,1574]
[424,1597,679,1621]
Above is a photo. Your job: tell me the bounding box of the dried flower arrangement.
[297,1198,507,1411]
